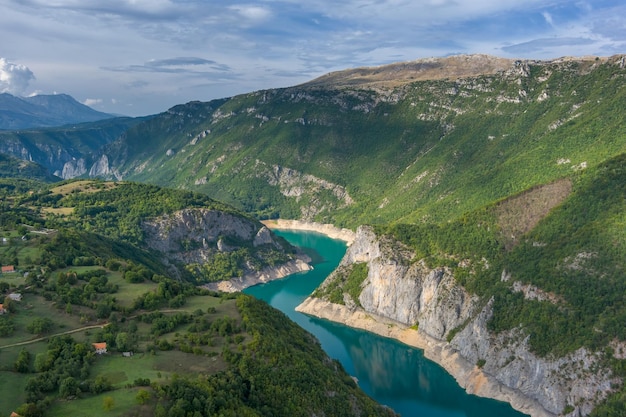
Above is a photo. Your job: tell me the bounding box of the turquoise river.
[244,230,528,417]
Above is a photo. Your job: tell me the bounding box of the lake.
[244,230,528,417]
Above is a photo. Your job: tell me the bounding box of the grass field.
[89,353,166,387]
[107,271,158,308]
[0,230,46,273]
[0,293,87,347]
[0,370,30,414]
[0,274,243,416]
[49,180,118,196]
[46,388,147,417]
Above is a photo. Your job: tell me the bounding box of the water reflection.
[245,230,527,417]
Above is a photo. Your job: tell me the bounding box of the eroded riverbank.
[263,221,543,417]
[296,297,548,417]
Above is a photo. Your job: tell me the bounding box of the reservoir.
[244,230,528,417]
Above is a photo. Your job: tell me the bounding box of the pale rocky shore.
[261,219,356,244]
[203,219,352,293]
[296,297,553,417]
[203,256,312,293]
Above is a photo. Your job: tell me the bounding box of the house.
[0,304,6,315]
[10,412,21,417]
[1,237,7,244]
[1,265,16,274]
[8,293,22,301]
[92,342,107,354]
[122,351,134,357]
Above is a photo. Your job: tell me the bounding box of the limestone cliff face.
[0,139,77,177]
[334,226,478,339]
[302,226,615,417]
[142,208,282,263]
[61,158,87,179]
[141,208,310,287]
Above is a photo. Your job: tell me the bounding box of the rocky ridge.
[142,208,311,286]
[297,226,615,417]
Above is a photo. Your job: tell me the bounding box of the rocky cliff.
[141,208,311,286]
[298,226,616,417]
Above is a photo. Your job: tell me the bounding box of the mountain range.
[0,92,115,130]
[1,53,625,417]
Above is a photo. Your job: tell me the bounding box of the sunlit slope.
[104,55,626,227]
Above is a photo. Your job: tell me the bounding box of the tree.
[26,317,53,334]
[115,332,130,351]
[59,377,79,398]
[135,389,151,405]
[34,352,52,372]
[103,396,115,411]
[96,303,111,319]
[14,348,31,373]
[0,316,15,336]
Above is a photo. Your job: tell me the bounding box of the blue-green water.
[244,230,528,417]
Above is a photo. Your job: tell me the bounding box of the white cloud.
[2,0,624,116]
[542,11,554,26]
[0,57,35,96]
[83,98,103,106]
[229,4,272,22]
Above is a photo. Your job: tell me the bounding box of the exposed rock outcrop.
[298,226,615,417]
[141,208,311,288]
[262,219,355,244]
[61,158,87,179]
[142,209,263,258]
[203,257,312,292]
[254,161,354,221]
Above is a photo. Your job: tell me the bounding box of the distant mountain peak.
[0,92,114,130]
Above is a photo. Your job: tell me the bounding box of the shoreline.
[261,220,552,417]
[202,255,312,293]
[261,219,356,245]
[296,297,553,417]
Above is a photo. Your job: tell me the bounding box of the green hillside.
[0,153,59,182]
[103,56,625,228]
[2,54,626,415]
[0,180,392,417]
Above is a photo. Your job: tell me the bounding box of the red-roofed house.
[0,304,6,315]
[92,342,107,354]
[1,265,16,273]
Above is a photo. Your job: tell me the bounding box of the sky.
[1,0,625,117]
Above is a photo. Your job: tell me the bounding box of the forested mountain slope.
[0,116,146,179]
[2,53,625,416]
[92,54,626,228]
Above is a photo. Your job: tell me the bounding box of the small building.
[1,265,16,274]
[0,304,6,315]
[92,342,107,354]
[8,293,22,301]
[1,237,7,244]
[122,351,134,357]
[10,412,21,417]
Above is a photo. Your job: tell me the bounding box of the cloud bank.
[0,58,35,96]
[1,0,625,115]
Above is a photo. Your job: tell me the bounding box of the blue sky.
[1,0,625,116]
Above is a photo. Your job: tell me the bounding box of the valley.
[1,53,625,416]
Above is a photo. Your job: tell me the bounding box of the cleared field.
[50,180,118,196]
[41,207,74,216]
[0,371,30,415]
[46,388,147,417]
[107,271,158,308]
[90,353,167,388]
